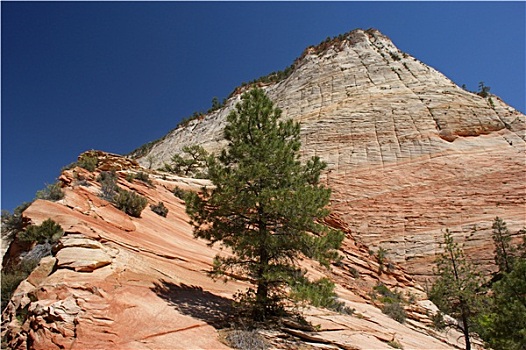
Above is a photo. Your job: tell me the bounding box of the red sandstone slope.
[2,151,482,349]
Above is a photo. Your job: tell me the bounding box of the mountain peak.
[135,28,525,283]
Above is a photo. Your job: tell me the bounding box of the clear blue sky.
[2,1,525,212]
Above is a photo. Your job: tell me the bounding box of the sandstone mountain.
[2,28,524,349]
[135,28,525,282]
[3,151,484,349]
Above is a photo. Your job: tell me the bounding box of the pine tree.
[164,145,209,178]
[186,88,343,321]
[429,230,485,350]
[491,216,515,274]
[477,259,526,350]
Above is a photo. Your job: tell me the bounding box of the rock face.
[2,155,484,349]
[137,28,525,281]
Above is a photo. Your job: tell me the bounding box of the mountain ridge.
[134,27,525,282]
[2,28,524,349]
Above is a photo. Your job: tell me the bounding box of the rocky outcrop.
[2,157,483,349]
[137,28,525,281]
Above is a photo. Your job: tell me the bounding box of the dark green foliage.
[35,182,65,201]
[431,311,447,330]
[372,283,407,323]
[163,145,209,178]
[98,171,118,201]
[382,302,406,324]
[114,189,148,217]
[491,216,515,274]
[477,81,491,98]
[1,202,31,239]
[173,186,188,201]
[128,140,159,159]
[376,247,388,274]
[17,218,64,244]
[77,154,98,172]
[476,219,526,350]
[135,171,153,185]
[150,202,169,217]
[429,230,484,350]
[186,88,343,321]
[477,259,526,350]
[291,277,352,313]
[1,258,39,311]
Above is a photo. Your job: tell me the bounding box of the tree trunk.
[254,213,269,321]
[460,299,471,350]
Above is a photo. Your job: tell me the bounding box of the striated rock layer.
[137,28,526,281]
[2,154,483,349]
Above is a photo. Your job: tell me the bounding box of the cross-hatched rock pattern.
[138,29,525,281]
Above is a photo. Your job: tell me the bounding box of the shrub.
[1,258,39,310]
[17,218,64,244]
[1,202,31,239]
[150,202,169,217]
[135,172,152,185]
[114,189,148,217]
[126,173,135,182]
[382,302,406,323]
[35,182,64,201]
[431,311,446,330]
[225,329,268,350]
[98,171,118,201]
[77,154,98,171]
[373,283,402,304]
[173,186,188,200]
[376,247,389,274]
[372,283,407,323]
[387,339,404,349]
[382,302,407,323]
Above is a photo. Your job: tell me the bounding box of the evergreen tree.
[477,259,526,350]
[429,230,485,350]
[164,145,209,178]
[491,216,515,274]
[186,88,343,321]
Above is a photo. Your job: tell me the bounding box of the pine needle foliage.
[186,88,343,321]
[491,216,516,274]
[429,230,485,350]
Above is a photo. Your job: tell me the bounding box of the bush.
[173,186,188,200]
[150,202,169,217]
[36,182,64,201]
[17,218,64,244]
[1,202,31,239]
[98,171,118,201]
[373,283,402,304]
[382,302,406,324]
[114,189,148,217]
[387,339,404,349]
[135,172,152,185]
[225,329,268,350]
[1,258,39,311]
[372,283,407,323]
[431,311,446,330]
[77,154,98,171]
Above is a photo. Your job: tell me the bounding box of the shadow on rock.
[151,280,235,329]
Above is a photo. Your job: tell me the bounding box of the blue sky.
[2,1,525,212]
